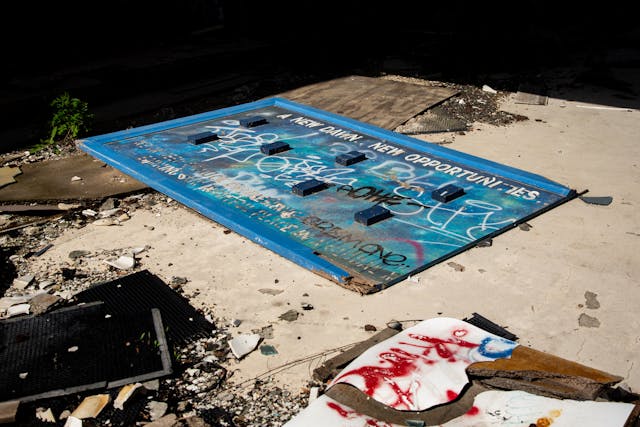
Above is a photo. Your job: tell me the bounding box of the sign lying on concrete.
[79,97,576,293]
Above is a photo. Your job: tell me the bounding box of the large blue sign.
[79,98,575,293]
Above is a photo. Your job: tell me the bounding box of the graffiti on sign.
[79,98,575,291]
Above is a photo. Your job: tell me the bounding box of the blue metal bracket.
[260,141,291,155]
[432,184,465,203]
[336,150,367,166]
[240,116,268,128]
[355,205,393,226]
[292,179,329,197]
[188,132,219,145]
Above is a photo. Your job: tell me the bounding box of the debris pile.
[284,318,640,427]
[0,71,637,426]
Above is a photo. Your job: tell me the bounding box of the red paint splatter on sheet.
[400,330,479,362]
[466,406,480,416]
[326,402,350,418]
[326,401,393,427]
[333,328,484,410]
[332,346,420,408]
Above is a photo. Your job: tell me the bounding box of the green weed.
[41,92,94,148]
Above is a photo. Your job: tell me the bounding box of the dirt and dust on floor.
[1,46,640,427]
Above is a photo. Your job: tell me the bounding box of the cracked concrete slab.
[0,152,147,203]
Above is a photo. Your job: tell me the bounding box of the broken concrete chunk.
[0,295,31,311]
[36,407,56,423]
[57,203,82,210]
[387,321,402,331]
[38,280,55,289]
[447,261,465,272]
[142,379,160,391]
[254,325,274,340]
[92,218,118,226]
[70,394,111,419]
[229,334,261,359]
[580,196,613,206]
[518,222,532,231]
[98,208,120,218]
[131,246,147,255]
[279,309,299,322]
[104,255,135,270]
[482,84,497,94]
[258,288,284,296]
[29,293,62,315]
[6,303,30,318]
[99,197,118,211]
[145,413,177,427]
[147,401,169,421]
[69,250,91,260]
[182,416,209,427]
[0,400,20,424]
[13,274,35,289]
[71,176,83,182]
[81,209,97,217]
[0,166,22,189]
[63,416,82,427]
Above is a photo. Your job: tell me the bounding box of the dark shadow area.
[0,242,18,297]
[2,2,639,153]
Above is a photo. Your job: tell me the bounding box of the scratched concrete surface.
[29,71,640,395]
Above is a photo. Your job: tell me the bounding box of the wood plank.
[468,345,624,400]
[277,75,458,130]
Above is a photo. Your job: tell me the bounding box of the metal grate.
[463,312,518,341]
[0,302,171,403]
[72,269,215,345]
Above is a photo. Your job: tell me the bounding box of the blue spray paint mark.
[477,336,517,359]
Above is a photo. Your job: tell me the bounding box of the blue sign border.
[79,97,577,293]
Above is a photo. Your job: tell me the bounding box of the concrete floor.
[29,69,640,395]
